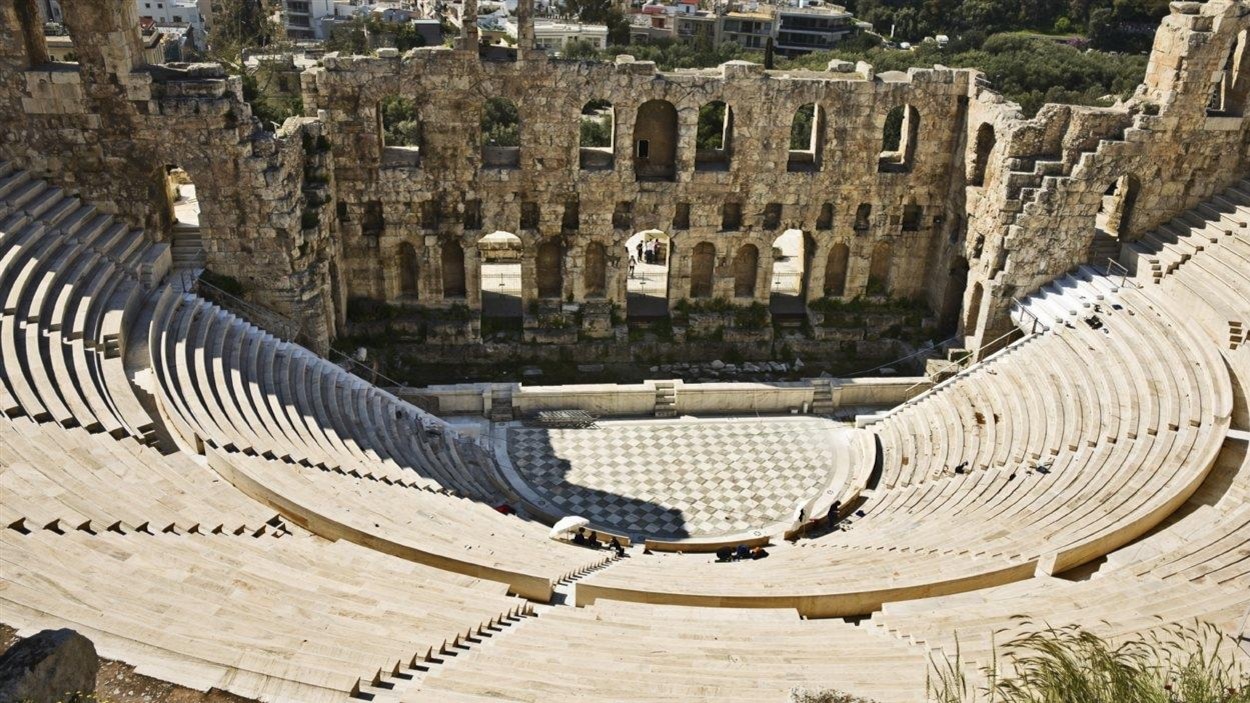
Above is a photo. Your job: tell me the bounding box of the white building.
[135,0,205,31]
[503,18,608,52]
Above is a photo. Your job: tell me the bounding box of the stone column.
[516,0,536,55]
[459,0,479,52]
[2,0,50,68]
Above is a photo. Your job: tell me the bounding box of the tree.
[481,98,520,147]
[381,96,421,147]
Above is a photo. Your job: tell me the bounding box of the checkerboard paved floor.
[508,417,850,538]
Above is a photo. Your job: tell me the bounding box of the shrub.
[929,620,1250,703]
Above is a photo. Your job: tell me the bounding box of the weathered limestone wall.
[960,0,1250,352]
[307,53,971,324]
[2,0,1247,359]
[0,0,336,349]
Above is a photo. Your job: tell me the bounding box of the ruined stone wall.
[960,0,1250,353]
[307,53,971,333]
[0,0,336,349]
[2,0,1247,358]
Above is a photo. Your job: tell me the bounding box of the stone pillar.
[2,0,50,68]
[516,0,536,55]
[60,0,146,89]
[459,0,479,52]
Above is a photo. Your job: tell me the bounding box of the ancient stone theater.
[0,0,1248,700]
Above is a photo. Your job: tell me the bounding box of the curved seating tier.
[0,161,158,440]
[150,287,501,502]
[575,285,1232,616]
[0,418,530,703]
[869,433,1250,671]
[207,448,614,601]
[403,602,930,703]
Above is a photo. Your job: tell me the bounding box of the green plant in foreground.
[928,620,1250,703]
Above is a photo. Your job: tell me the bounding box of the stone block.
[0,629,99,703]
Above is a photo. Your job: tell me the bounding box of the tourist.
[628,255,636,278]
[716,546,733,562]
[827,501,841,531]
[609,536,625,556]
[750,546,769,560]
[587,530,601,548]
[573,528,586,545]
[734,544,751,561]
[636,241,644,261]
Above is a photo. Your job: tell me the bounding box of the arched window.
[482,97,520,168]
[823,243,849,297]
[1208,30,1250,116]
[442,240,466,298]
[733,244,759,298]
[579,99,614,170]
[968,123,994,187]
[1096,174,1141,240]
[398,242,419,298]
[537,239,563,299]
[867,242,891,295]
[380,95,421,167]
[878,105,920,173]
[695,100,732,171]
[787,103,823,172]
[634,100,678,182]
[689,242,716,298]
[626,230,671,317]
[584,241,607,298]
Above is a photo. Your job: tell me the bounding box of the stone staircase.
[810,377,835,414]
[170,226,204,271]
[489,384,514,422]
[1122,177,1250,285]
[1009,264,1122,332]
[1000,113,1133,229]
[653,380,676,418]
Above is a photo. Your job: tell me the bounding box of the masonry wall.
[1,0,1248,359]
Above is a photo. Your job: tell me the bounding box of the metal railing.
[1011,296,1049,336]
[1103,257,1138,289]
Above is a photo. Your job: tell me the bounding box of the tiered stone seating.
[150,287,500,501]
[575,281,1231,616]
[405,602,930,703]
[869,435,1250,672]
[0,161,160,440]
[0,418,531,703]
[208,449,615,600]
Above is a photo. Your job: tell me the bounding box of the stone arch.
[787,103,824,172]
[579,99,615,170]
[968,123,995,187]
[626,230,671,317]
[1096,174,1140,240]
[878,104,920,173]
[941,256,969,334]
[695,100,732,171]
[1209,29,1250,116]
[442,239,467,298]
[536,239,564,299]
[689,241,716,299]
[482,96,520,168]
[478,231,522,317]
[867,242,891,295]
[769,229,813,314]
[634,99,678,182]
[398,241,419,298]
[584,241,607,298]
[733,244,759,298]
[823,242,849,297]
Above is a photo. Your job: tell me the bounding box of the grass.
[928,620,1250,703]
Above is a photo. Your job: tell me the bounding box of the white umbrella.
[549,515,590,540]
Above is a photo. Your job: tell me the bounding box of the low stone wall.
[401,376,930,419]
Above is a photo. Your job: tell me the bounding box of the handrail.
[869,326,1038,426]
[178,270,303,344]
[1011,297,1049,336]
[325,344,411,393]
[1103,257,1138,289]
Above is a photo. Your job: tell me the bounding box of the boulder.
[709,359,726,370]
[0,629,99,703]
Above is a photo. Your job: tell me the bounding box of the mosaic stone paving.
[507,417,851,538]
